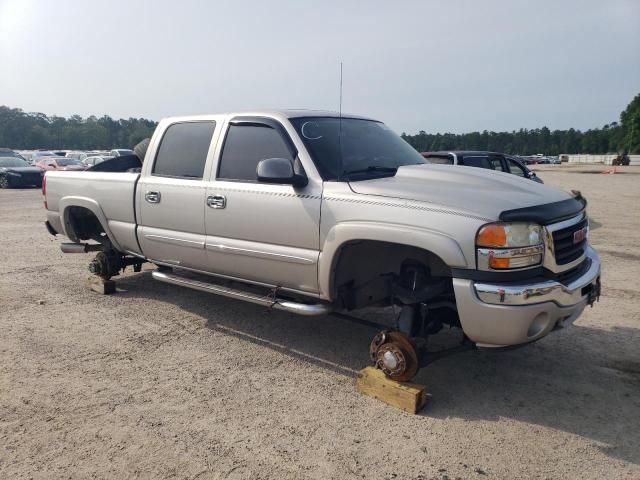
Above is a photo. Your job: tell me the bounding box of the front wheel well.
[331,240,453,309]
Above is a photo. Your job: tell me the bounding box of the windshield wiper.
[340,165,398,180]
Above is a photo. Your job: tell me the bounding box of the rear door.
[137,120,218,270]
[203,117,322,293]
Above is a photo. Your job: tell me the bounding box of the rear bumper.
[453,247,601,347]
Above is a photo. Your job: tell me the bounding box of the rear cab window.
[152,121,216,179]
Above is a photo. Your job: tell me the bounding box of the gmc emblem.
[573,226,588,244]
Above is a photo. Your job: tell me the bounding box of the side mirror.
[257,158,307,187]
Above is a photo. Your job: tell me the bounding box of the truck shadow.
[115,271,640,465]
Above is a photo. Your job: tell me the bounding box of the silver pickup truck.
[43,110,601,381]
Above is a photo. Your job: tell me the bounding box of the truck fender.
[58,196,123,251]
[317,221,468,299]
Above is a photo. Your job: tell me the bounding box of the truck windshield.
[289,117,426,181]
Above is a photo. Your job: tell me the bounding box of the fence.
[562,154,640,166]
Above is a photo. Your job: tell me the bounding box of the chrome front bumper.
[452,246,601,348]
[475,246,601,307]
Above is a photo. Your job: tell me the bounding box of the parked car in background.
[0,148,27,160]
[109,148,134,157]
[0,157,44,188]
[78,151,110,162]
[65,151,86,160]
[82,155,114,168]
[421,151,543,183]
[28,151,57,165]
[35,157,86,171]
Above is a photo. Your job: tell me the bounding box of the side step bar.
[60,242,103,253]
[151,270,332,316]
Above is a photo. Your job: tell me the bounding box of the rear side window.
[152,121,215,179]
[461,156,492,169]
[218,125,293,181]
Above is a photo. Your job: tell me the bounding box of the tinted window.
[290,117,425,180]
[508,158,527,177]
[218,124,293,181]
[489,157,507,172]
[461,156,492,169]
[153,121,215,178]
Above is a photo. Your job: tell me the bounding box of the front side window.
[152,121,215,179]
[218,124,293,181]
[507,158,527,177]
[289,117,426,181]
[489,156,507,172]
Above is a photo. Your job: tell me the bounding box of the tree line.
[0,106,157,150]
[1,93,638,154]
[401,93,639,155]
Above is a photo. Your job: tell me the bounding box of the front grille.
[555,258,590,285]
[552,217,588,265]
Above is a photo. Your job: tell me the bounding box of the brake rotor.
[369,330,387,362]
[371,330,419,382]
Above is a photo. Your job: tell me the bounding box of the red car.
[35,157,86,171]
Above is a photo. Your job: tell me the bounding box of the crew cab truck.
[43,110,601,381]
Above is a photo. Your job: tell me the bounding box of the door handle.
[145,191,161,203]
[207,195,226,209]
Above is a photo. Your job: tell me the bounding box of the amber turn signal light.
[477,224,507,247]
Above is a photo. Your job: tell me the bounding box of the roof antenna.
[338,62,343,175]
[339,61,343,119]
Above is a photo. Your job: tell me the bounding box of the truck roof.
[161,109,376,124]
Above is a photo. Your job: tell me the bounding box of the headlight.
[476,222,543,270]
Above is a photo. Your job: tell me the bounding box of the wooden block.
[356,367,430,414]
[87,276,116,295]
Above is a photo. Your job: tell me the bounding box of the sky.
[0,0,639,134]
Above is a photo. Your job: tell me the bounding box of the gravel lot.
[1,165,639,479]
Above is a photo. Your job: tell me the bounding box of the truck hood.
[348,164,571,221]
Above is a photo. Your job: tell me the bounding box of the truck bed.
[45,171,142,255]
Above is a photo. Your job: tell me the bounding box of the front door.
[137,120,217,270]
[204,117,322,294]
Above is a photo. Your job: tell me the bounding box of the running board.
[151,270,332,316]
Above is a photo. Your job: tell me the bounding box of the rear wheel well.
[331,240,453,309]
[65,206,107,243]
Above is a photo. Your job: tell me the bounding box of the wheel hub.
[369,330,419,382]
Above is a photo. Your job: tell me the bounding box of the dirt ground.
[1,165,639,479]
